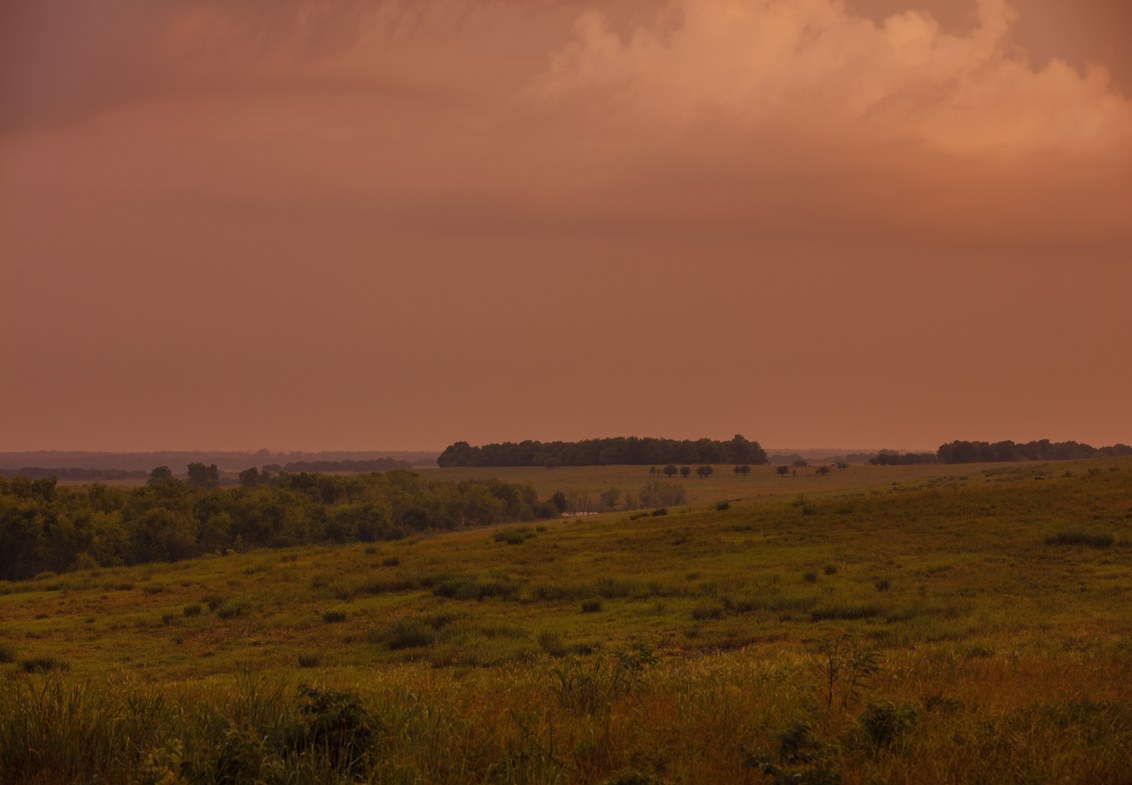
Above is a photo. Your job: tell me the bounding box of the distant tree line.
[936,439,1132,464]
[869,451,938,466]
[0,467,149,481]
[437,435,767,468]
[0,469,564,581]
[868,440,1132,465]
[260,458,412,474]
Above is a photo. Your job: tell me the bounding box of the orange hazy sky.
[2,0,1130,452]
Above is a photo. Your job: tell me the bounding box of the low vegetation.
[1,459,1130,784]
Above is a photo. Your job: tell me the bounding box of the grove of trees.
[0,470,564,581]
[437,435,767,468]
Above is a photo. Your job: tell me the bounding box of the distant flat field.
[418,461,1008,505]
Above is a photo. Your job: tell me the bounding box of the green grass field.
[2,460,1131,784]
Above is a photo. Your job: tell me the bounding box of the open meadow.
[2,460,1131,784]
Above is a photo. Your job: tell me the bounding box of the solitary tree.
[733,465,751,477]
[696,465,713,479]
[663,465,678,477]
[679,466,692,478]
[148,466,173,485]
[776,465,790,476]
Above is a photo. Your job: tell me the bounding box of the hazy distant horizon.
[3,0,1129,452]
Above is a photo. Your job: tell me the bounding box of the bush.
[203,594,224,612]
[297,653,322,668]
[581,599,603,614]
[495,527,536,545]
[691,603,725,621]
[433,576,519,601]
[857,701,919,751]
[1045,531,1114,548]
[0,643,16,663]
[182,603,202,617]
[382,556,400,567]
[381,617,436,650]
[217,599,250,620]
[322,610,347,623]
[810,604,881,622]
[288,685,377,776]
[20,657,69,673]
[537,631,568,657]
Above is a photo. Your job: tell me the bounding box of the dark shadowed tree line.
[437,435,767,468]
[869,450,938,466]
[0,467,149,481]
[0,470,563,581]
[936,439,1132,464]
[260,458,412,474]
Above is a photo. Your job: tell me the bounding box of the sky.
[1,0,1130,453]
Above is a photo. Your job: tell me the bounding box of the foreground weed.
[812,634,881,710]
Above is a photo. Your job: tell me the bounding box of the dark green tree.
[187,463,220,489]
[148,466,173,485]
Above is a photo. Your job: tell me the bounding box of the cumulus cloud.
[536,0,1132,156]
[2,0,1129,251]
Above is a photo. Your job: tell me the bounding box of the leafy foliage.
[0,471,557,580]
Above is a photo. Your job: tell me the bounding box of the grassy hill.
[1,460,1130,784]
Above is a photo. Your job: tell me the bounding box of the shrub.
[495,527,536,545]
[322,610,347,623]
[381,617,436,650]
[203,594,224,612]
[182,603,202,617]
[581,599,604,614]
[1045,531,1114,549]
[537,631,568,657]
[857,701,919,751]
[595,578,634,598]
[289,685,377,776]
[742,720,842,785]
[20,657,69,673]
[874,577,891,592]
[0,643,16,663]
[811,604,881,622]
[433,576,519,601]
[382,556,400,567]
[297,653,322,668]
[217,599,250,620]
[803,571,818,583]
[691,603,725,621]
[823,564,838,575]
